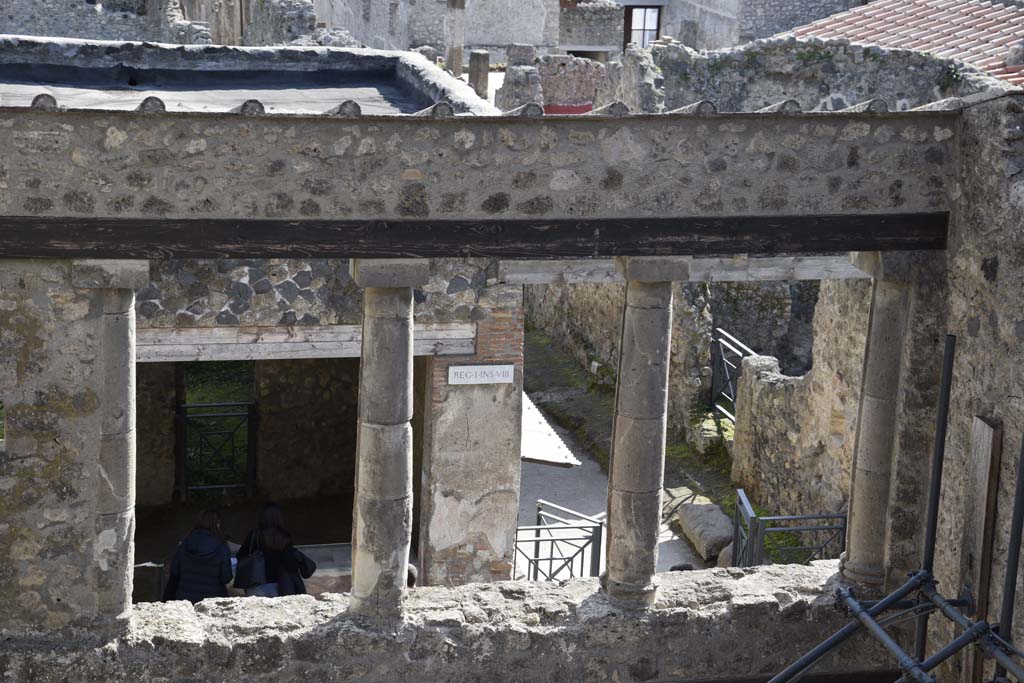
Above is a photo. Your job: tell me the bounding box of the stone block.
[350,259,430,288]
[72,260,150,290]
[94,510,135,619]
[615,256,691,283]
[507,43,536,66]
[100,310,135,436]
[356,422,413,501]
[610,416,666,492]
[676,497,733,560]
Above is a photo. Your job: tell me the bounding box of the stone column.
[842,253,912,587]
[446,0,466,78]
[72,260,149,629]
[604,257,689,608]
[350,259,429,622]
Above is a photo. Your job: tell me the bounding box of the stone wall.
[0,562,892,681]
[600,37,1004,114]
[1,0,160,41]
[253,358,359,502]
[560,0,622,56]
[525,282,712,439]
[242,0,317,45]
[659,0,741,50]
[0,260,130,638]
[136,362,177,508]
[136,259,503,329]
[313,0,412,51]
[737,0,860,43]
[536,54,607,108]
[731,279,870,517]
[711,280,818,374]
[924,92,1024,663]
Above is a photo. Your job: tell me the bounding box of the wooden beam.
[499,255,872,284]
[0,213,947,259]
[136,323,476,362]
[960,416,1003,683]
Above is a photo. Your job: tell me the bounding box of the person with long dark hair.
[236,502,315,597]
[162,509,233,603]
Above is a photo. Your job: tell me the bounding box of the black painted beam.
[0,212,948,259]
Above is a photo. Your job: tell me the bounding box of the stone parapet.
[0,563,892,680]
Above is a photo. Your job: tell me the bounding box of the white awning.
[521,393,581,468]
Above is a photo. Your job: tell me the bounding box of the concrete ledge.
[71,260,150,290]
[0,562,891,681]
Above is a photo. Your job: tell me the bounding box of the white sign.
[448,364,516,385]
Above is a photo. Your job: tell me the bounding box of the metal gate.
[175,402,257,499]
[709,328,756,423]
[731,488,847,567]
[514,500,605,581]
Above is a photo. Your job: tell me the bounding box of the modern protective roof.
[789,0,1024,86]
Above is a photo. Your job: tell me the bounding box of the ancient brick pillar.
[446,0,465,77]
[604,257,689,608]
[350,259,429,622]
[842,253,912,587]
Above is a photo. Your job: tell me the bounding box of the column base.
[601,573,659,609]
[839,555,886,592]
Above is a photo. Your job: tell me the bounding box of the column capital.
[350,259,430,289]
[71,260,150,290]
[614,256,690,283]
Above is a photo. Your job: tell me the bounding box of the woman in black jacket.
[237,502,314,597]
[162,510,233,603]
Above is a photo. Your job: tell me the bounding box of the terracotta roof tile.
[787,0,1024,85]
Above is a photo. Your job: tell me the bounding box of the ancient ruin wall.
[731,278,870,517]
[559,0,622,56]
[660,0,741,51]
[0,563,891,681]
[599,38,1002,114]
[241,0,317,45]
[524,282,712,438]
[0,0,159,41]
[0,261,123,636]
[924,92,1024,660]
[254,357,359,502]
[135,258,504,328]
[136,362,177,507]
[737,0,861,43]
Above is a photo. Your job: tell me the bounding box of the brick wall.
[419,307,524,585]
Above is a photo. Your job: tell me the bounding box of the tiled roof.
[790,0,1024,86]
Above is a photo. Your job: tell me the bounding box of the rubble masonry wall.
[0,563,892,682]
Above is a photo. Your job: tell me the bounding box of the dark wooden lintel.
[0,213,948,259]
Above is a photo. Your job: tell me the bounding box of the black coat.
[163,529,233,603]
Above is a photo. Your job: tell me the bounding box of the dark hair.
[258,502,291,551]
[193,509,224,542]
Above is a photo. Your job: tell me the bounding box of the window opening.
[624,6,661,49]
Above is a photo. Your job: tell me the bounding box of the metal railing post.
[589,522,603,577]
[533,503,542,581]
[246,402,258,498]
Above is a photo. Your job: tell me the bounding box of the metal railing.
[709,328,756,423]
[732,488,847,567]
[513,500,605,581]
[175,401,258,500]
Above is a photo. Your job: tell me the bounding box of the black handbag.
[234,533,267,589]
